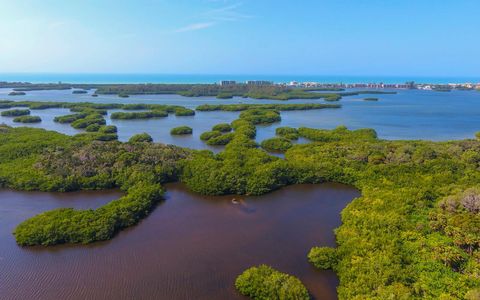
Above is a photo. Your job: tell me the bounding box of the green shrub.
[235,265,309,300]
[54,113,88,123]
[239,109,281,125]
[71,114,106,129]
[99,125,118,134]
[276,127,299,140]
[129,133,153,143]
[196,103,340,111]
[212,123,232,132]
[14,182,163,245]
[200,130,222,141]
[1,109,30,117]
[206,133,235,145]
[110,111,167,120]
[13,116,42,123]
[174,107,195,116]
[170,126,193,135]
[261,137,293,152]
[85,124,101,132]
[308,247,338,269]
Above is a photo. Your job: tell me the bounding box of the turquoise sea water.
[0,73,479,84]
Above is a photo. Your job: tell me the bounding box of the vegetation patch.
[8,91,26,96]
[212,123,232,132]
[129,133,153,143]
[1,109,30,117]
[170,126,193,135]
[275,127,299,140]
[239,109,281,125]
[110,111,168,120]
[206,132,235,145]
[13,116,42,123]
[200,130,222,141]
[196,103,340,111]
[260,137,293,152]
[235,265,309,300]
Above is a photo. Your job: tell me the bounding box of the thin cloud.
[175,22,216,33]
[204,2,253,21]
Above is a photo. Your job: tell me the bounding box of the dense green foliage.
[71,114,106,129]
[170,126,193,135]
[8,91,26,96]
[99,125,118,134]
[206,132,235,145]
[0,126,189,245]
[200,130,222,141]
[239,109,281,125]
[14,182,164,245]
[275,127,299,140]
[196,103,340,111]
[54,113,88,123]
[13,115,42,123]
[85,124,101,132]
[1,109,30,117]
[260,137,293,152]
[235,265,309,300]
[174,107,195,116]
[110,111,168,120]
[1,104,480,299]
[308,247,338,269]
[298,125,377,142]
[128,133,153,143]
[93,83,343,100]
[212,123,232,132]
[181,124,480,298]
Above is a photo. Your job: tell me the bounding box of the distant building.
[219,80,236,86]
[246,80,273,86]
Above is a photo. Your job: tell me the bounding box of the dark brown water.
[0,183,359,300]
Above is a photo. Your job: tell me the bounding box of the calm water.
[1,88,480,146]
[0,183,359,300]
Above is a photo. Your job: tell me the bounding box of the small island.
[110,111,168,120]
[170,126,193,135]
[13,116,42,123]
[8,91,26,96]
[1,109,30,117]
[72,90,88,94]
[364,97,379,101]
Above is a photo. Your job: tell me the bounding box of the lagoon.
[0,183,359,300]
[0,88,479,150]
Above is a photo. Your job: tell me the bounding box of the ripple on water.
[0,183,359,300]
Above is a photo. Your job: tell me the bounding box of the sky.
[0,0,479,76]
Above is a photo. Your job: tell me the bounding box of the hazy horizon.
[1,0,479,76]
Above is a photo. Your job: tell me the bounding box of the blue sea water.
[1,87,480,148]
[0,73,479,84]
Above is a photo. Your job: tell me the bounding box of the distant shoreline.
[0,73,479,85]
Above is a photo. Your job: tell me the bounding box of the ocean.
[0,73,479,84]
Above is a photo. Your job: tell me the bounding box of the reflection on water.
[0,183,359,300]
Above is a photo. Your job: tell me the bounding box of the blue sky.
[0,0,478,76]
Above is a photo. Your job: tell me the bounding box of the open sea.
[0,73,479,84]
